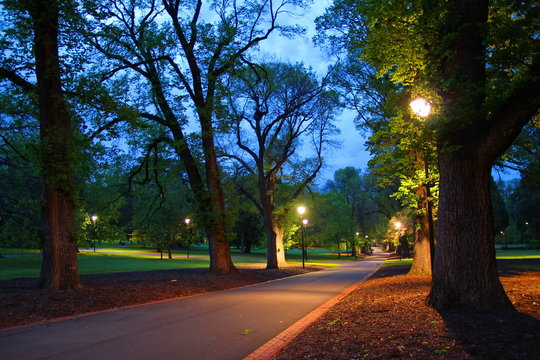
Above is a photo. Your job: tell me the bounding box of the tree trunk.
[399,236,410,258]
[200,110,236,273]
[31,0,81,290]
[409,184,433,275]
[240,231,246,255]
[428,150,512,310]
[260,174,287,269]
[272,221,286,266]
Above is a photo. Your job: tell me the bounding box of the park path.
[1,251,388,360]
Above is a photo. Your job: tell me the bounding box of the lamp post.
[355,232,360,260]
[395,221,404,259]
[184,217,191,259]
[91,215,98,252]
[410,97,435,271]
[301,218,308,268]
[297,205,307,268]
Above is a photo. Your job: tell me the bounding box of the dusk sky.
[259,0,371,183]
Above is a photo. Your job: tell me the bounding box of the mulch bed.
[275,258,540,360]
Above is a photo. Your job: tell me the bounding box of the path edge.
[243,257,386,360]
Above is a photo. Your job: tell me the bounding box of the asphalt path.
[1,251,388,360]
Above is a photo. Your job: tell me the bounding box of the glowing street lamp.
[91,215,98,252]
[184,217,191,259]
[394,221,402,230]
[301,218,308,268]
[410,98,432,117]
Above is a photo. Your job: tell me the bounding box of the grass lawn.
[495,249,540,259]
[0,252,271,281]
[0,248,40,255]
[382,249,540,268]
[0,248,342,280]
[381,258,413,267]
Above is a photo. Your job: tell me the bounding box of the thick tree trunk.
[201,111,236,273]
[261,176,286,269]
[31,0,81,290]
[429,151,512,310]
[205,163,236,273]
[409,184,433,275]
[272,221,286,267]
[203,142,237,274]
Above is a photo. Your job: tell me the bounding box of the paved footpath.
[1,251,388,360]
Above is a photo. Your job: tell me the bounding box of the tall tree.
[0,0,82,289]
[319,0,539,309]
[424,0,539,310]
[224,62,339,268]
[81,0,309,273]
[315,25,439,274]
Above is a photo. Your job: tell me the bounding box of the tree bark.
[409,184,433,275]
[30,0,81,290]
[261,175,286,269]
[429,150,512,310]
[201,110,236,273]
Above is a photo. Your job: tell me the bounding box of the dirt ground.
[275,258,540,360]
[1,257,538,360]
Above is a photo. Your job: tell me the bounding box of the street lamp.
[410,98,432,117]
[184,217,191,259]
[297,206,307,268]
[301,218,308,269]
[91,215,98,252]
[410,97,435,269]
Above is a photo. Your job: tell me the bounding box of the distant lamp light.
[395,221,402,230]
[302,219,308,226]
[410,98,432,117]
[184,217,191,225]
[91,215,98,222]
[297,206,306,216]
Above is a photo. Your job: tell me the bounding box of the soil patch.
[274,258,540,360]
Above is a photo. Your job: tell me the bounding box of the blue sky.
[258,0,371,183]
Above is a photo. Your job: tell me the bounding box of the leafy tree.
[319,0,539,309]
[358,0,539,310]
[313,190,355,256]
[0,113,41,249]
[316,12,439,275]
[222,61,340,268]
[80,0,311,273]
[0,0,83,289]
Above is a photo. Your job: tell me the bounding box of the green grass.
[0,247,347,280]
[379,250,540,268]
[0,254,42,280]
[0,248,40,255]
[509,264,540,271]
[381,258,413,267]
[495,249,540,259]
[0,252,266,281]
